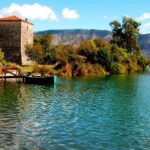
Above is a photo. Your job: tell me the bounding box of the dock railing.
[0,67,24,82]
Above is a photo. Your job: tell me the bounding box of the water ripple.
[0,74,150,149]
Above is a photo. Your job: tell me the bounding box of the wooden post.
[0,68,3,83]
[4,69,6,82]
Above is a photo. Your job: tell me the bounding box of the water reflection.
[0,83,55,148]
[0,74,150,149]
[0,83,21,148]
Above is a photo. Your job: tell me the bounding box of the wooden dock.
[0,68,24,82]
[0,67,56,85]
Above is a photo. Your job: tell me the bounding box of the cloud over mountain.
[62,8,80,19]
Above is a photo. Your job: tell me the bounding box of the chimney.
[25,18,28,22]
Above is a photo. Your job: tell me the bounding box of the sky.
[0,0,150,33]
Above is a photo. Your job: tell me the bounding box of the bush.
[94,38,112,50]
[135,52,147,70]
[25,33,56,64]
[110,62,126,74]
[56,44,77,65]
[59,63,73,77]
[31,64,52,76]
[78,39,98,63]
[0,49,5,67]
[97,48,112,69]
[73,63,108,76]
[5,62,20,69]
[111,45,128,63]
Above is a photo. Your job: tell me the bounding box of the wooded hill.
[36,29,150,57]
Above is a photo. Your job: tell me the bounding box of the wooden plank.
[0,68,24,82]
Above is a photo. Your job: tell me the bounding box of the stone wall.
[21,22,33,65]
[0,21,22,64]
[0,20,33,65]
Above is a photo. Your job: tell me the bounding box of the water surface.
[0,73,150,149]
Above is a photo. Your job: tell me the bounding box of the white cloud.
[0,3,58,21]
[140,22,150,34]
[62,8,79,19]
[137,13,150,21]
[102,16,116,20]
[143,22,150,28]
[103,16,109,20]
[125,14,130,18]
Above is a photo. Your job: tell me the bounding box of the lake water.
[0,73,150,149]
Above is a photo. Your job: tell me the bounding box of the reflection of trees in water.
[0,83,54,148]
[102,75,142,147]
[109,75,138,119]
[0,76,145,148]
[0,83,21,148]
[0,83,38,148]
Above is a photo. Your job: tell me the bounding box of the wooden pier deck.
[0,67,56,85]
[0,68,24,82]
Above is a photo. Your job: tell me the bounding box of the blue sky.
[0,0,150,33]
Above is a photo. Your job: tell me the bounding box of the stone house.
[0,15,33,65]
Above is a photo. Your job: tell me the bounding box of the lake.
[0,73,150,149]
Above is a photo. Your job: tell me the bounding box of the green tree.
[110,21,122,47]
[56,44,77,66]
[78,39,98,63]
[110,17,141,53]
[94,38,112,50]
[25,33,56,64]
[97,48,112,70]
[25,44,44,63]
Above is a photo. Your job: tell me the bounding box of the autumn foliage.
[25,17,148,76]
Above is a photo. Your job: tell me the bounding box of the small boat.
[24,76,56,85]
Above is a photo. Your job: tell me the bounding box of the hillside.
[36,29,150,57]
[139,34,150,57]
[36,29,111,46]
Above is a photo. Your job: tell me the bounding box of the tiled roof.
[0,15,33,25]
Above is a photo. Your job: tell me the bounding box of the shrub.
[0,49,4,67]
[6,62,20,69]
[56,44,77,65]
[110,62,126,74]
[97,48,112,69]
[78,39,98,63]
[73,63,108,76]
[94,38,112,50]
[135,52,147,70]
[25,33,56,64]
[31,64,51,76]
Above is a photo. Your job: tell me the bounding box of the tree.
[25,33,56,64]
[78,39,98,63]
[97,48,112,70]
[56,44,77,66]
[93,38,112,50]
[110,21,122,47]
[25,44,44,63]
[110,17,141,53]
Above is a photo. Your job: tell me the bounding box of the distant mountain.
[36,29,112,46]
[36,29,150,57]
[139,34,150,57]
